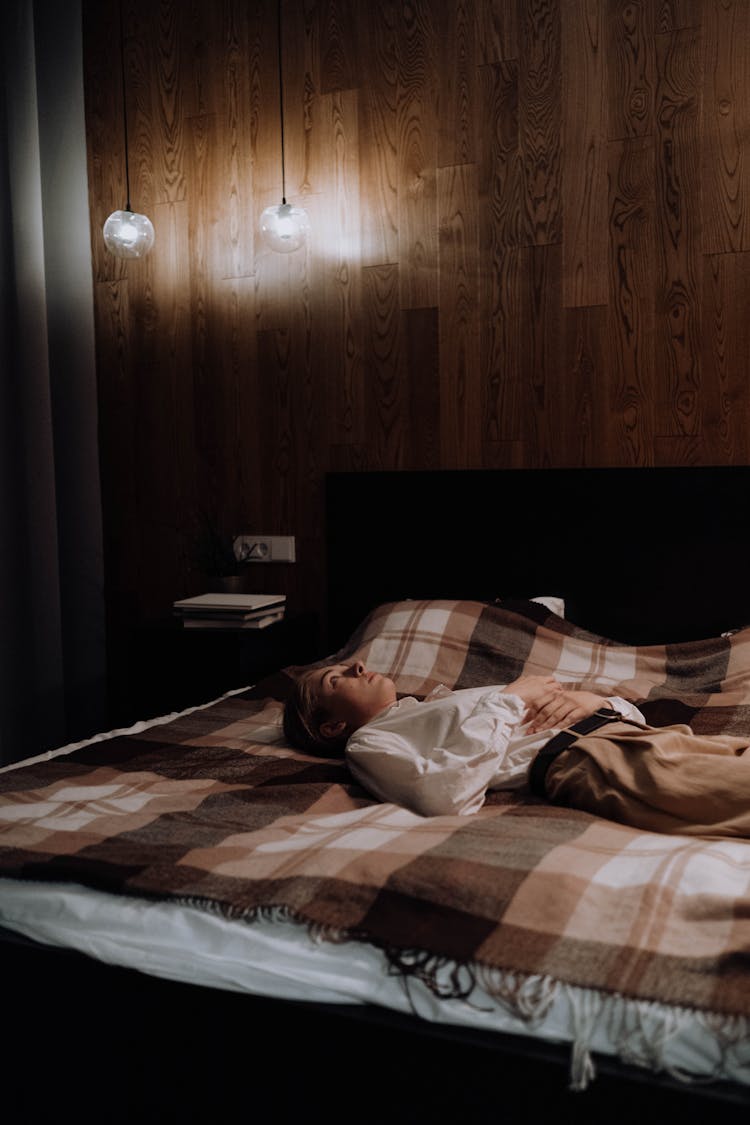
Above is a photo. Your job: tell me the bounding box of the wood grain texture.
[355,0,398,266]
[218,0,256,278]
[149,0,187,204]
[476,0,518,64]
[607,137,655,465]
[362,263,405,469]
[561,0,608,307]
[79,0,750,699]
[655,27,702,437]
[702,0,750,254]
[320,89,364,446]
[701,250,750,463]
[519,0,561,246]
[607,0,654,140]
[404,306,440,469]
[436,0,476,169]
[478,62,521,442]
[282,0,320,199]
[320,0,358,94]
[561,306,606,466]
[151,201,195,560]
[396,0,438,308]
[438,163,481,467]
[519,242,561,468]
[657,2,703,33]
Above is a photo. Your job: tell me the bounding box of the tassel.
[565,986,603,1091]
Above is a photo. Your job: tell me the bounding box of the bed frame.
[6,467,750,1122]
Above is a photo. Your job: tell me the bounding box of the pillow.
[531,595,565,618]
[333,598,557,699]
[288,598,568,704]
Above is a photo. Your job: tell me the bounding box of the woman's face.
[311,660,397,732]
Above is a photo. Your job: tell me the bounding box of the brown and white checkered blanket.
[2,599,750,1024]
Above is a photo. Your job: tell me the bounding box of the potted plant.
[190,514,249,593]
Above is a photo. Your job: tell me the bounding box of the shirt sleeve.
[604,696,647,724]
[345,693,526,818]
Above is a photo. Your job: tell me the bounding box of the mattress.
[1,683,748,1093]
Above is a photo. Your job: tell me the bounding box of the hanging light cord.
[118,0,132,212]
[276,0,287,205]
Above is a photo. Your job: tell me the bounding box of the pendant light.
[260,0,310,253]
[103,0,155,259]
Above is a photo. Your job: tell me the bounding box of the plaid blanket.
[2,599,750,1030]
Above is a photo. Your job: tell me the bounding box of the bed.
[3,468,750,1124]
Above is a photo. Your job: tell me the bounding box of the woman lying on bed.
[283,661,750,838]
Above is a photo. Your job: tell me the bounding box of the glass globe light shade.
[103,208,155,259]
[260,201,310,253]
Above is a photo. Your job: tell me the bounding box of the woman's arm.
[346,693,527,817]
[523,688,645,733]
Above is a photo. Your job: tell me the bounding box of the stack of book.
[173,593,286,630]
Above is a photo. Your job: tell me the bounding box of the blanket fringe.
[382,946,478,1002]
[175,895,750,1092]
[475,964,559,1023]
[610,995,750,1086]
[562,984,750,1092]
[175,897,353,944]
[566,986,602,1091]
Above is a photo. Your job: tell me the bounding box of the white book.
[173,593,286,614]
[181,610,285,630]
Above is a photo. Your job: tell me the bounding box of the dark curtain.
[0,0,106,765]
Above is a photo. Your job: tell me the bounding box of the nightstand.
[124,610,320,721]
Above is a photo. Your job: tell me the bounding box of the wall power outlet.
[233,535,296,563]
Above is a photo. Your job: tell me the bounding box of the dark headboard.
[326,467,750,649]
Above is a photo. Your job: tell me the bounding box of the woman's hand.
[523,689,612,734]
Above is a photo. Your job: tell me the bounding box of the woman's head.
[283,660,397,756]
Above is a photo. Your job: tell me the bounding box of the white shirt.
[345,685,646,818]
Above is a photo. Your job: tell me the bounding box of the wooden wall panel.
[320,88,364,446]
[561,0,607,308]
[657,2,703,34]
[654,27,702,438]
[396,0,438,308]
[362,263,405,469]
[479,61,521,444]
[702,250,750,463]
[217,0,256,279]
[476,0,518,64]
[607,136,655,465]
[519,243,561,467]
[518,0,561,246]
[561,306,606,466]
[436,0,476,168]
[356,0,399,266]
[80,0,750,702]
[607,0,654,141]
[438,162,481,467]
[404,306,440,469]
[284,0,321,199]
[702,0,750,254]
[148,0,186,204]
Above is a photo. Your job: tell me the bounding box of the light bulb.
[260,201,310,253]
[103,208,155,259]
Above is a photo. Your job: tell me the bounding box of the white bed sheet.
[1,691,749,1092]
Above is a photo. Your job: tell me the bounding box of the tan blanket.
[2,599,750,1023]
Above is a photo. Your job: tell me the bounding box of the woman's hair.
[282,671,348,758]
